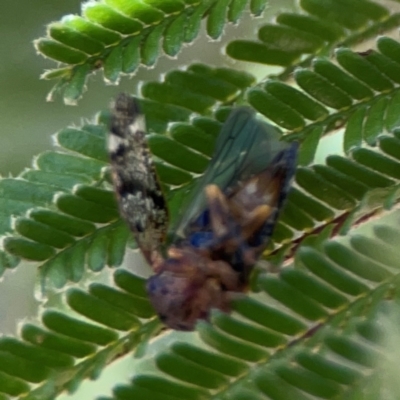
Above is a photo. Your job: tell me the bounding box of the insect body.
[109,94,297,330]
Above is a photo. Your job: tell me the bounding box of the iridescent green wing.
[173,107,295,240]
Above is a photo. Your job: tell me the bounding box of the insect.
[109,93,297,331]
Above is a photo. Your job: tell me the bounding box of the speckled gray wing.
[108,93,168,266]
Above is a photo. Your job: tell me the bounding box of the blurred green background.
[0,0,89,336]
[2,0,88,176]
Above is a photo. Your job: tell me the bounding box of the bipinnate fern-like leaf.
[36,0,399,105]
[5,35,400,288]
[2,0,400,398]
[0,269,161,399]
[109,213,400,399]
[0,43,399,396]
[227,0,397,68]
[0,217,398,399]
[36,0,267,104]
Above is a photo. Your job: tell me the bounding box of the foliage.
[1,0,400,399]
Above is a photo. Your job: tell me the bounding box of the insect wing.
[108,94,168,266]
[238,140,297,253]
[174,107,294,241]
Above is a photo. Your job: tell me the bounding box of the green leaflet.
[36,0,263,103]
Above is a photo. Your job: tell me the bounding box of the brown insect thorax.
[146,246,243,331]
